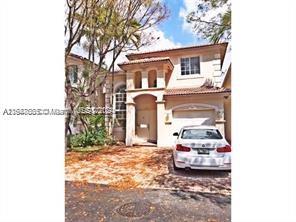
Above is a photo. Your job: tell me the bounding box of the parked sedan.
[172,125,231,170]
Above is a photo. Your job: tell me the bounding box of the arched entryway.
[134,94,157,144]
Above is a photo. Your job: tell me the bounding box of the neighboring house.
[66,53,105,107]
[65,54,105,134]
[66,42,231,147]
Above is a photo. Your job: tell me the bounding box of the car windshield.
[181,129,223,139]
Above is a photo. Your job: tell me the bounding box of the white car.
[172,125,231,170]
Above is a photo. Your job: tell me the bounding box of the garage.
[172,108,216,134]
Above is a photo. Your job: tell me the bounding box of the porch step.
[133,141,157,147]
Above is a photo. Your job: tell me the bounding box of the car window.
[181,129,223,139]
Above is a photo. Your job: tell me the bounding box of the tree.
[65,0,90,57]
[186,0,231,43]
[64,0,169,147]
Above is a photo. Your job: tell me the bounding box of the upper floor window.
[68,65,78,84]
[181,56,200,75]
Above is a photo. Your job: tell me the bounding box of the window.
[148,71,157,88]
[115,85,126,127]
[68,65,78,84]
[181,56,200,75]
[181,129,223,140]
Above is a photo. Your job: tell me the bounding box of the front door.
[134,95,157,143]
[136,109,157,142]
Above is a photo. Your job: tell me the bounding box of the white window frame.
[179,56,202,79]
[114,85,126,128]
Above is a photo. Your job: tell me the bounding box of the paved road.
[65,181,231,222]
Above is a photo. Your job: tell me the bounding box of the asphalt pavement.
[65,181,231,222]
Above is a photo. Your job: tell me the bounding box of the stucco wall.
[166,51,221,88]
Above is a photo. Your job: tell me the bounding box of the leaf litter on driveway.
[65,146,231,195]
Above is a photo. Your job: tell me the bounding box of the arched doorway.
[134,94,157,144]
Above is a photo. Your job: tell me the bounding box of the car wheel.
[172,157,181,171]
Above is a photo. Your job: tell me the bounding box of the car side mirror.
[173,132,179,136]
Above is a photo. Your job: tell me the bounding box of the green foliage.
[69,130,106,147]
[87,114,105,131]
[69,114,108,148]
[187,0,231,43]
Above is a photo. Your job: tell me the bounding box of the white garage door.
[172,109,216,134]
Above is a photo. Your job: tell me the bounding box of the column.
[126,72,134,90]
[156,100,166,147]
[125,101,135,146]
[141,70,148,89]
[213,53,222,85]
[157,68,165,88]
[215,108,226,136]
[213,53,221,76]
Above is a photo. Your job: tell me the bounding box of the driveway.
[65,146,231,194]
[66,181,231,222]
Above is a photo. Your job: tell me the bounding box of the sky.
[126,0,209,53]
[72,0,209,68]
[159,0,208,47]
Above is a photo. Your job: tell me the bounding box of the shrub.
[69,130,106,147]
[69,114,108,148]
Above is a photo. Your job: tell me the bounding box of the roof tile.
[118,57,171,66]
[127,42,228,59]
[164,86,231,96]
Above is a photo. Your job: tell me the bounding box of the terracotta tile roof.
[118,57,171,66]
[127,42,228,59]
[68,53,99,66]
[164,86,231,96]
